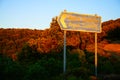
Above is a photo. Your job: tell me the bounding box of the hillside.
[0,17,120,59]
[0,18,120,80]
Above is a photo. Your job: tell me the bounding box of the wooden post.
[95,32,98,77]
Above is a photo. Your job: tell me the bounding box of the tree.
[106,26,120,41]
[0,54,25,80]
[17,43,40,65]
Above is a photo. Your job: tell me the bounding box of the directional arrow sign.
[57,11,101,33]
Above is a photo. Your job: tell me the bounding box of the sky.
[0,0,120,30]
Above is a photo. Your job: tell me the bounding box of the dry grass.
[103,44,120,53]
[86,43,120,57]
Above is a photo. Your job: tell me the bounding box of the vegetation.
[0,18,120,58]
[106,26,120,41]
[0,45,120,80]
[101,18,120,42]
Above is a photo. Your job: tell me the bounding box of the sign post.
[57,10,101,78]
[63,30,66,79]
[95,32,98,77]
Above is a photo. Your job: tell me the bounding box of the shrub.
[106,26,120,41]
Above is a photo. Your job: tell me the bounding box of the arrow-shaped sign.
[58,12,68,28]
[57,11,101,33]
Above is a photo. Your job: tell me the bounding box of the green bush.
[0,54,25,80]
[25,62,48,80]
[67,76,78,80]
[17,43,41,65]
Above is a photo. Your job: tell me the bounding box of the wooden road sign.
[57,11,101,33]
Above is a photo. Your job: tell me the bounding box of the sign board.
[57,11,101,33]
